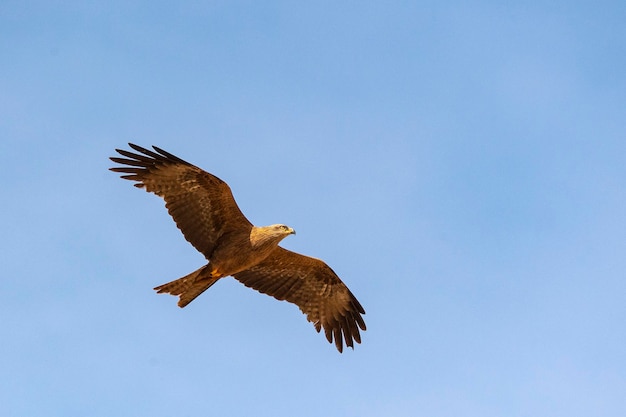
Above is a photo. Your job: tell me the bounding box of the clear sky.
[2,1,625,416]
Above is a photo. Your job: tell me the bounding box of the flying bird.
[110,143,366,352]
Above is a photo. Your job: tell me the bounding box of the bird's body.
[110,144,366,352]
[154,224,295,307]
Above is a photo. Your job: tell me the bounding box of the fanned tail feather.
[154,265,219,308]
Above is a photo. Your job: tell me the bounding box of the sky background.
[1,1,625,416]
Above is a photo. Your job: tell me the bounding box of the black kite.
[110,144,366,352]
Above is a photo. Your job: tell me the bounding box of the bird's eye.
[281,225,288,230]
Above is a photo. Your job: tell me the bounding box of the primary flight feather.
[110,143,366,352]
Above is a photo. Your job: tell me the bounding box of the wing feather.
[232,247,366,352]
[110,143,252,259]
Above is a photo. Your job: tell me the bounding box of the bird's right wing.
[110,143,252,259]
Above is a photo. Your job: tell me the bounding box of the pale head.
[267,223,296,236]
[250,224,296,248]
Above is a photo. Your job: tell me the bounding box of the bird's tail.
[154,264,219,308]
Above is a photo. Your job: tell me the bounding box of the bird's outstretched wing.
[110,143,252,259]
[232,247,366,352]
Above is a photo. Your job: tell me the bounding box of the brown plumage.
[110,143,366,352]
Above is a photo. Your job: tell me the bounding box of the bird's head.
[250,224,296,248]
[270,224,296,236]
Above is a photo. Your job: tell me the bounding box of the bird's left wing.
[232,247,366,352]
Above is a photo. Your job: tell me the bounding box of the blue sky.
[1,1,625,416]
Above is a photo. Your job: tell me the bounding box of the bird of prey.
[110,143,366,352]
